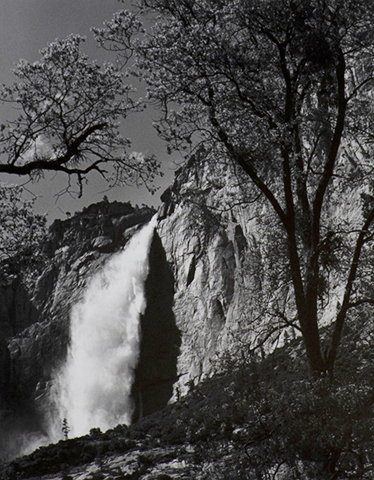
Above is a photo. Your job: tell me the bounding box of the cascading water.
[51,215,158,439]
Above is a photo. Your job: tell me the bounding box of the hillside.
[2,324,374,479]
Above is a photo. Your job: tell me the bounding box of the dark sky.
[0,0,176,221]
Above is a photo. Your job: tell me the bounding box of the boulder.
[92,236,114,253]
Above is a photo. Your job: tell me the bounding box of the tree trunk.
[299,310,326,375]
[287,230,326,375]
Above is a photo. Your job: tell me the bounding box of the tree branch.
[0,122,107,176]
[312,49,346,251]
[327,203,374,373]
[205,85,288,227]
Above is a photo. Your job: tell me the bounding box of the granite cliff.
[157,154,258,396]
[0,153,267,459]
[0,201,157,458]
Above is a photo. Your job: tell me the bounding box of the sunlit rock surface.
[1,153,266,459]
[157,152,260,396]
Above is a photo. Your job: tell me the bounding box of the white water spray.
[52,215,157,438]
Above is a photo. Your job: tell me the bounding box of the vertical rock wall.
[157,205,236,394]
[132,232,181,419]
[1,154,268,457]
[156,153,264,396]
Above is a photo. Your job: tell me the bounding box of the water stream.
[52,215,157,438]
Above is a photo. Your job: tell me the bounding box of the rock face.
[0,280,39,336]
[133,232,181,419]
[156,152,261,396]
[1,154,267,459]
[0,201,158,458]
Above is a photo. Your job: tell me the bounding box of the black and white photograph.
[0,1,374,478]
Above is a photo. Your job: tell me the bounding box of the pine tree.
[62,418,70,441]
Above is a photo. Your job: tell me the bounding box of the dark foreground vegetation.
[1,314,373,480]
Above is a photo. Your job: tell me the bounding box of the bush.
[185,343,374,478]
[6,315,374,480]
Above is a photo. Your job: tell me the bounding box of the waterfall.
[51,215,157,438]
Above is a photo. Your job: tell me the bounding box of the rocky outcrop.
[1,151,268,459]
[1,201,157,458]
[133,232,181,419]
[156,150,264,396]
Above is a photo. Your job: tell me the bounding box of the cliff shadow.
[132,231,180,420]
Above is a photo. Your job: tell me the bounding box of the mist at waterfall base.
[48,216,158,441]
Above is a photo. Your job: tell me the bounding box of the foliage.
[89,427,102,439]
[178,324,374,479]
[95,0,374,375]
[0,34,161,195]
[62,418,70,441]
[4,320,374,479]
[0,183,47,282]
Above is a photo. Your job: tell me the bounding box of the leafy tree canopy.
[0,34,160,196]
[0,183,47,283]
[95,0,374,376]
